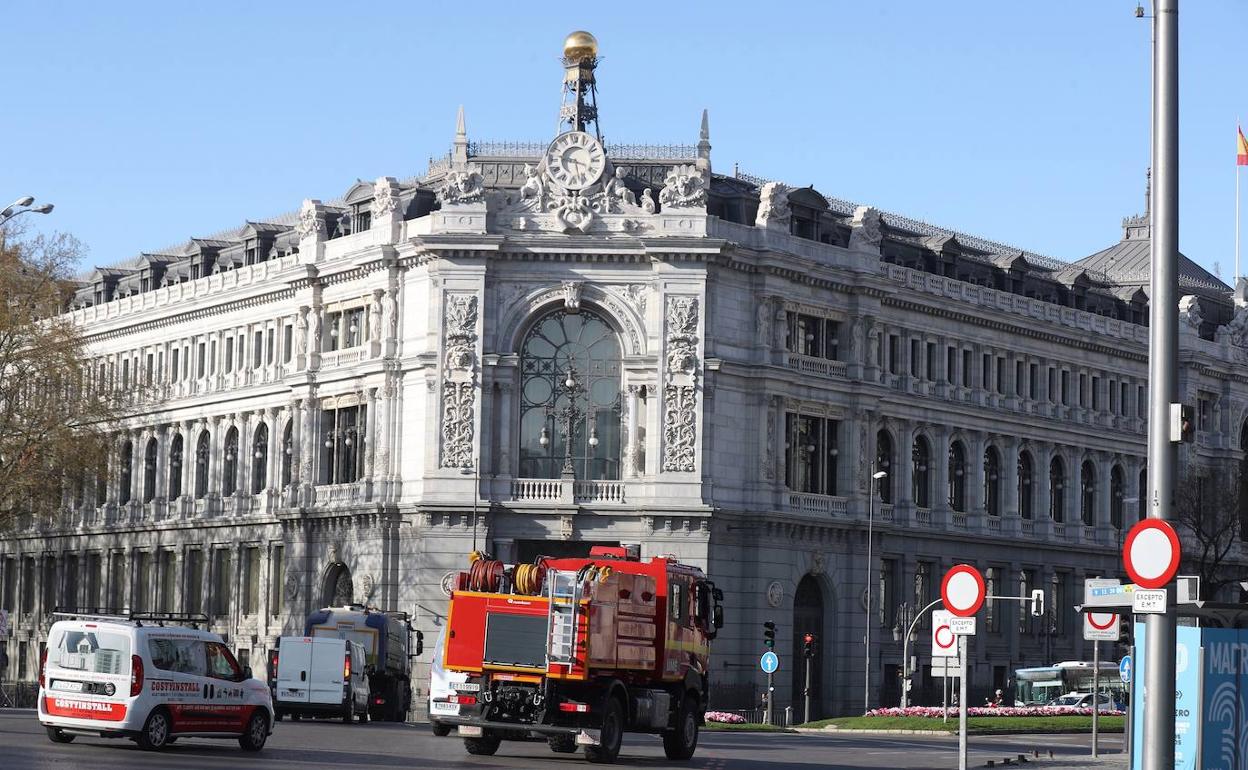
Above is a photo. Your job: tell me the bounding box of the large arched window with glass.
[1080,459,1096,526]
[984,446,1001,516]
[912,436,930,508]
[948,441,967,512]
[119,440,134,505]
[1018,450,1034,519]
[223,427,239,496]
[143,438,158,503]
[195,431,210,499]
[518,308,622,480]
[1110,464,1125,529]
[168,433,183,500]
[1050,456,1066,522]
[875,430,894,504]
[251,423,268,494]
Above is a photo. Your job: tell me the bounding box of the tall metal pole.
[804,654,812,724]
[1144,2,1179,768]
[864,465,876,714]
[1092,640,1100,758]
[958,635,968,770]
[765,671,773,725]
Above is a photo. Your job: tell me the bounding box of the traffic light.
[763,621,776,649]
[803,633,816,658]
[1030,589,1044,617]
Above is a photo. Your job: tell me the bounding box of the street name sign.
[941,564,986,618]
[1083,611,1120,641]
[949,617,976,636]
[1132,588,1167,614]
[932,610,957,658]
[1123,518,1182,590]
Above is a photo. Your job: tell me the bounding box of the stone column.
[154,424,169,506]
[933,425,951,522]
[497,380,514,478]
[968,432,987,516]
[1002,438,1020,520]
[895,421,914,514]
[266,407,280,494]
[365,387,378,483]
[301,395,318,491]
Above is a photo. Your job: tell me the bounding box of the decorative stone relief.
[381,288,398,339]
[327,543,340,564]
[294,307,309,358]
[662,296,700,472]
[295,200,325,239]
[369,291,383,341]
[858,424,868,491]
[440,571,457,598]
[560,514,575,541]
[810,552,826,576]
[763,405,776,480]
[359,573,376,601]
[371,182,400,218]
[621,283,650,316]
[766,581,784,608]
[308,307,322,354]
[283,571,301,602]
[437,166,486,206]
[439,294,478,469]
[756,296,774,348]
[848,205,884,253]
[659,164,708,209]
[505,159,648,234]
[755,182,791,230]
[562,281,583,312]
[603,167,636,207]
[865,317,879,368]
[1219,306,1248,347]
[848,316,863,362]
[1179,295,1203,331]
[640,188,657,214]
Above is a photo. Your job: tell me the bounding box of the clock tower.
[558,30,602,141]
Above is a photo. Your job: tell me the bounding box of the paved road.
[0,710,1125,769]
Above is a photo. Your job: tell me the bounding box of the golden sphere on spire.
[562,30,598,62]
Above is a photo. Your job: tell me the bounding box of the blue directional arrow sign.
[760,651,779,674]
[1119,655,1132,684]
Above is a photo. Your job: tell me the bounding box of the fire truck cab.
[436,545,723,763]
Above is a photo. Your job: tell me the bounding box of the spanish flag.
[1239,125,1248,166]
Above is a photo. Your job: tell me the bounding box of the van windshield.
[48,628,131,675]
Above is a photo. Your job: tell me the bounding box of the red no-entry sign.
[941,564,986,618]
[1122,518,1182,590]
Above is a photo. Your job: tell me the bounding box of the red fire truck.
[434,545,723,763]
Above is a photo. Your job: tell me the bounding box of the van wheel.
[356,709,368,723]
[431,721,452,737]
[662,695,699,760]
[239,710,270,752]
[46,727,75,744]
[585,697,624,764]
[136,708,172,751]
[548,733,577,753]
[464,735,501,755]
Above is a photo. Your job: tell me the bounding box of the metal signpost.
[941,564,985,770]
[760,651,778,725]
[1083,610,1120,758]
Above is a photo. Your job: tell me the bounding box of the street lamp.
[865,466,888,713]
[899,596,946,709]
[0,196,54,227]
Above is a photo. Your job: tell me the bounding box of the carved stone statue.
[332,210,353,239]
[640,188,657,214]
[294,308,309,358]
[604,167,636,207]
[848,205,884,253]
[308,308,322,352]
[371,182,400,219]
[562,280,583,312]
[755,182,791,230]
[438,166,486,206]
[658,164,708,209]
[1179,295,1203,331]
[295,200,324,239]
[381,289,397,338]
[755,297,773,347]
[848,316,863,360]
[518,163,545,206]
[1220,306,1248,347]
[369,294,383,341]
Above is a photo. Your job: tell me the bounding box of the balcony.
[784,353,847,380]
[787,492,849,517]
[915,507,932,526]
[986,516,1002,533]
[951,511,968,529]
[509,478,628,505]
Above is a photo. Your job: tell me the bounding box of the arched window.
[1240,422,1248,537]
[195,431,210,499]
[168,433,183,500]
[984,446,1001,517]
[1050,457,1066,522]
[251,423,268,494]
[143,438,158,503]
[875,430,894,504]
[1018,451,1034,519]
[912,436,930,508]
[223,427,239,496]
[1080,460,1096,526]
[119,440,134,505]
[281,421,293,488]
[518,308,622,480]
[1110,464,1125,529]
[948,441,966,512]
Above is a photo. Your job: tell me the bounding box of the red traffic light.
[803,633,814,644]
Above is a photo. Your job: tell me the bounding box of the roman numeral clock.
[544,131,606,191]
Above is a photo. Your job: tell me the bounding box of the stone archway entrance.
[322,563,353,607]
[792,575,825,722]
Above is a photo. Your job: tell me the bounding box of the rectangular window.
[1121,382,1130,416]
[243,547,261,615]
[212,549,231,618]
[319,406,368,485]
[1198,392,1215,432]
[209,339,217,375]
[982,353,991,391]
[224,336,234,373]
[1078,373,1086,407]
[1137,385,1146,418]
[1092,376,1101,410]
[1015,361,1025,397]
[145,353,154,384]
[962,350,972,387]
[926,342,936,381]
[85,553,101,608]
[914,562,933,629]
[784,414,839,496]
[1019,569,1035,634]
[266,328,275,364]
[41,557,56,615]
[107,553,125,610]
[197,342,206,378]
[888,334,900,374]
[346,308,365,347]
[996,356,1005,394]
[947,346,957,385]
[121,359,130,389]
[1051,573,1068,634]
[1108,379,1118,414]
[159,550,176,613]
[185,550,204,615]
[985,567,1000,633]
[1029,363,1038,399]
[1,557,15,611]
[283,324,293,363]
[879,558,897,627]
[170,349,180,383]
[269,545,284,617]
[1061,370,1070,405]
[825,320,841,360]
[253,331,263,369]
[133,551,151,613]
[910,339,921,377]
[325,311,342,352]
[63,555,79,608]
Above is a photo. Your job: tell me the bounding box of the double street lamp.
[865,466,888,713]
[0,196,54,228]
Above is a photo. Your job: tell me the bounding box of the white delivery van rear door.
[308,638,346,706]
[275,637,313,704]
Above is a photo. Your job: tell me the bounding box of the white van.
[427,625,466,736]
[271,636,369,723]
[38,612,273,752]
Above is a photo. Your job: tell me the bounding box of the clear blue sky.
[4,1,1246,280]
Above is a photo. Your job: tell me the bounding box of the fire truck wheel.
[548,733,577,753]
[585,697,624,764]
[464,735,501,755]
[662,695,699,760]
[431,721,452,737]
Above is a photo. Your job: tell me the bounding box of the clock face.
[544,131,606,191]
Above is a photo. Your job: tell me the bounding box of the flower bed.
[864,705,1124,718]
[705,711,748,724]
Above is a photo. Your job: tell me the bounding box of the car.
[1048,692,1118,709]
[270,636,370,723]
[38,611,274,752]
[427,625,467,737]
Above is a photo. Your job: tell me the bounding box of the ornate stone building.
[3,32,1247,717]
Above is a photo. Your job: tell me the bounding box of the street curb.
[812,727,952,735]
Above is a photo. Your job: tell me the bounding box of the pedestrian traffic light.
[763,621,776,649]
[1030,589,1044,617]
[803,632,816,658]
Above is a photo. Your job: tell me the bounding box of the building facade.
[3,33,1248,718]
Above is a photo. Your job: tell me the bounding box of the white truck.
[270,637,369,723]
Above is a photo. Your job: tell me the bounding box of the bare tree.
[1173,462,1244,601]
[0,223,119,531]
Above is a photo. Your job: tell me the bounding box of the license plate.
[431,701,461,716]
[51,680,84,693]
[451,682,479,692]
[458,725,483,737]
